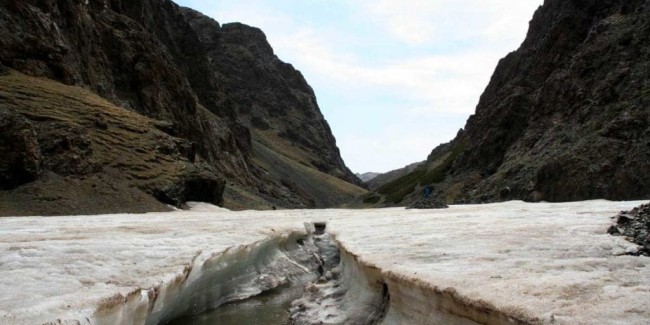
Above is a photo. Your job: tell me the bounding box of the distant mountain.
[365,162,425,190]
[364,0,650,207]
[355,172,381,183]
[0,0,364,215]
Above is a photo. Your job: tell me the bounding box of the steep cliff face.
[0,0,364,214]
[181,10,361,186]
[366,0,650,206]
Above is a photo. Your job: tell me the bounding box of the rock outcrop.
[406,197,448,210]
[367,0,650,206]
[609,202,650,256]
[0,110,42,190]
[0,0,364,215]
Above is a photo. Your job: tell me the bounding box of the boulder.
[407,197,448,209]
[609,202,650,256]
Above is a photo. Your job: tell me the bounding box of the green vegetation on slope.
[375,141,465,204]
[419,142,466,186]
[376,168,427,204]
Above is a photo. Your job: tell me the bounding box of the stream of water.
[166,275,315,325]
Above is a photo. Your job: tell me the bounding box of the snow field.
[0,200,648,324]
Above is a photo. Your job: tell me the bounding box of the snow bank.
[0,200,648,324]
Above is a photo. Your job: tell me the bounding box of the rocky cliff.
[365,0,650,206]
[0,0,364,215]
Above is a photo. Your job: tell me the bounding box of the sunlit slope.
[224,128,367,210]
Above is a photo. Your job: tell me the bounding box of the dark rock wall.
[448,0,650,203]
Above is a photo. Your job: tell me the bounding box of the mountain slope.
[365,161,425,190]
[0,0,364,214]
[366,0,650,206]
[0,72,223,215]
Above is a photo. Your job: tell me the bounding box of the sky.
[175,0,544,174]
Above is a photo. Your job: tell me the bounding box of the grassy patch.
[0,71,188,190]
[252,129,313,166]
[419,142,465,186]
[374,141,466,204]
[376,168,427,204]
[251,141,366,208]
[0,72,204,215]
[362,195,381,204]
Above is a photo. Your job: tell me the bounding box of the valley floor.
[0,201,648,324]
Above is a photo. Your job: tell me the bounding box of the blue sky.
[175,0,543,173]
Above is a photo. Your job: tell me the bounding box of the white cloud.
[359,0,542,47]
[366,0,442,45]
[339,120,460,173]
[273,29,501,115]
[202,1,289,30]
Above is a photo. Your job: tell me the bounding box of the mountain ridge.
[0,0,365,215]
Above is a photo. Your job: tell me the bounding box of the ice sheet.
[328,201,650,324]
[0,200,648,324]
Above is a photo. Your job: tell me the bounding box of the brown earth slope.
[0,72,223,216]
[0,0,364,215]
[365,0,650,207]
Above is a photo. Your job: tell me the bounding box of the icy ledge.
[118,231,319,325]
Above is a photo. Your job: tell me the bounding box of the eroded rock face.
[0,110,42,189]
[36,123,99,176]
[462,0,650,203]
[0,0,247,177]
